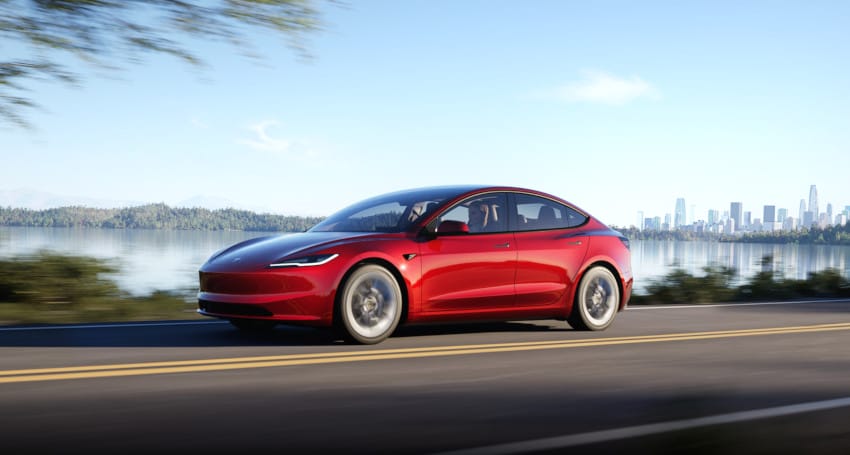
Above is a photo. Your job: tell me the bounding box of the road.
[1,299,849,454]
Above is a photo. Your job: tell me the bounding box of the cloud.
[241,120,293,154]
[190,117,209,129]
[547,70,658,105]
[239,120,327,164]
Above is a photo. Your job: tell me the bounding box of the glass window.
[432,193,509,234]
[513,193,587,231]
[310,187,459,233]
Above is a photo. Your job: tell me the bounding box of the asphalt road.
[1,299,849,454]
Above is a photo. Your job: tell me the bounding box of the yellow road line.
[2,322,850,384]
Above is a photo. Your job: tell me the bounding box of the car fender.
[329,240,423,321]
[571,239,632,313]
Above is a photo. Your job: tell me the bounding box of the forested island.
[0,204,324,232]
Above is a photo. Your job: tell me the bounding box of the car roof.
[384,185,579,208]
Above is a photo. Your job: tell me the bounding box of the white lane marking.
[436,396,850,455]
[628,298,850,310]
[0,320,226,332]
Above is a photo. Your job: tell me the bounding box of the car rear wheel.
[339,264,403,344]
[567,266,619,331]
[229,318,276,332]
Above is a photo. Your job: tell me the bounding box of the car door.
[510,192,590,308]
[419,192,516,312]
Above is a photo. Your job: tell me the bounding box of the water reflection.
[2,228,849,296]
[0,227,262,296]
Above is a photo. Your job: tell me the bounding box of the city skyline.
[637,184,849,232]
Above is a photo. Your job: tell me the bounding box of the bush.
[640,265,737,305]
[633,256,850,305]
[0,252,199,325]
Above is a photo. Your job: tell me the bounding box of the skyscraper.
[808,185,819,222]
[675,198,686,229]
[799,199,807,221]
[783,215,796,231]
[827,203,833,226]
[764,205,776,231]
[804,211,815,228]
[763,206,776,223]
[730,202,743,233]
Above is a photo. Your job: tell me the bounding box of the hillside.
[0,204,323,232]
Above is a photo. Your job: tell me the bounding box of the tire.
[567,266,619,331]
[229,318,277,332]
[338,264,403,344]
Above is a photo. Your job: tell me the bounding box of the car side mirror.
[436,220,469,235]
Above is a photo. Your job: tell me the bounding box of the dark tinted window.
[512,193,587,231]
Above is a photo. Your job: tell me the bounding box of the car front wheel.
[567,266,619,331]
[339,264,403,344]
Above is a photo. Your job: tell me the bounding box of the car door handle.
[494,242,511,248]
[566,240,582,246]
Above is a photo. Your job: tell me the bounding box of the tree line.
[0,204,324,232]
[616,222,850,245]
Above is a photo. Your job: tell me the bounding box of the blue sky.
[2,1,849,227]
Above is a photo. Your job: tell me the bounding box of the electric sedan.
[198,185,633,344]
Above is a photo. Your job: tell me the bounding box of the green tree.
[1,0,329,127]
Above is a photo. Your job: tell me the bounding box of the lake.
[2,227,849,296]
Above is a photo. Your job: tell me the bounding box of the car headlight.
[268,254,339,268]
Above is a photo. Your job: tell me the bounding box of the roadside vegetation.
[631,256,850,305]
[1,253,848,325]
[0,252,200,325]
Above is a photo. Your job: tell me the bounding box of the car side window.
[434,193,509,234]
[512,193,587,231]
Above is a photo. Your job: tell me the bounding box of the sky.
[2,0,849,228]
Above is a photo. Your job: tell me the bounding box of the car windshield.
[310,187,470,233]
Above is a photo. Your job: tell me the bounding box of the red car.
[198,186,633,344]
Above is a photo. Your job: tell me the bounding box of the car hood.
[201,232,376,272]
